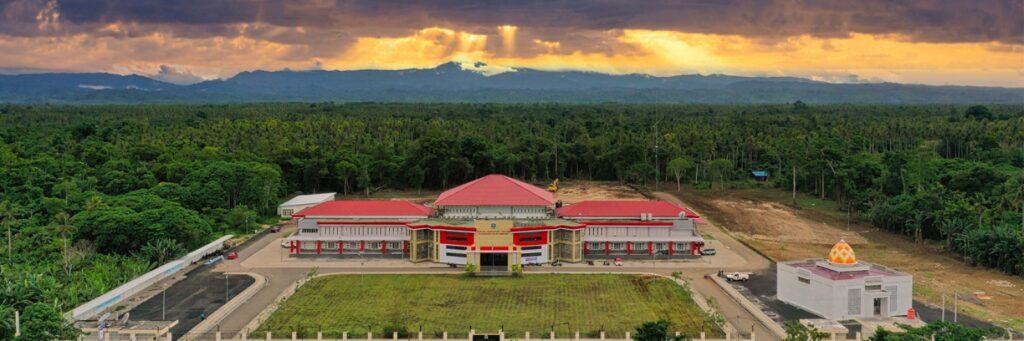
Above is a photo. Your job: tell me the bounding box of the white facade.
[439,205,549,219]
[278,192,336,217]
[777,260,913,320]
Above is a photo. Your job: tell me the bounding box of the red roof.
[293,200,433,218]
[434,174,554,206]
[557,200,700,219]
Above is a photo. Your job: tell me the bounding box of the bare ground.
[554,180,647,204]
[667,186,1024,332]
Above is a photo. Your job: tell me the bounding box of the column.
[339,240,344,255]
[605,241,610,255]
[382,240,387,255]
[668,242,674,256]
[626,242,632,255]
[583,242,588,255]
[648,242,653,255]
[360,241,365,252]
[403,241,409,255]
[316,240,322,255]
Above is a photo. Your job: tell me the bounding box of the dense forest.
[0,103,1021,339]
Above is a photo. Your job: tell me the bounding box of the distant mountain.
[2,63,1021,104]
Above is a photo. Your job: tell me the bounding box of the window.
[447,245,467,251]
[798,277,810,284]
[865,284,882,291]
[445,252,466,258]
[301,228,318,234]
[521,246,542,251]
[282,209,293,215]
[522,252,542,257]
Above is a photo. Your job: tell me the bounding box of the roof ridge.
[498,174,554,204]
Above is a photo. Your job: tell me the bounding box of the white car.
[725,272,750,282]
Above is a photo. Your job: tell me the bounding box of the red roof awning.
[293,200,433,218]
[434,174,554,206]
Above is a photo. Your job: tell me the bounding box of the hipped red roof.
[557,200,700,219]
[434,174,554,206]
[293,200,433,218]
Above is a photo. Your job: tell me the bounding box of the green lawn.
[254,274,721,338]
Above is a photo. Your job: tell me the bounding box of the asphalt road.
[127,263,254,339]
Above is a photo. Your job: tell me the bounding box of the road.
[126,263,254,338]
[203,190,780,340]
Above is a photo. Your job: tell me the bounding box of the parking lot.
[127,263,254,338]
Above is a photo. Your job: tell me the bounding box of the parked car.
[724,272,750,282]
[614,257,623,266]
[701,248,717,256]
[269,225,282,233]
[225,251,238,260]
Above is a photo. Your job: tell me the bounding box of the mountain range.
[1,62,1021,104]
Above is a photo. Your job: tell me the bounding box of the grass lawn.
[254,274,721,338]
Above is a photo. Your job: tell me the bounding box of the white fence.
[65,235,234,321]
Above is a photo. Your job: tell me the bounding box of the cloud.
[150,64,204,84]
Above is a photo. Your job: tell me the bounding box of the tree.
[18,302,76,340]
[138,238,186,265]
[705,159,733,190]
[964,105,994,120]
[868,321,1005,341]
[0,201,21,265]
[335,159,359,195]
[632,320,682,341]
[667,157,694,191]
[783,321,828,341]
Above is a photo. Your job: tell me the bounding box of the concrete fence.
[138,330,776,341]
[66,235,234,321]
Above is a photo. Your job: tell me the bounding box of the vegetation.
[633,319,684,341]
[868,321,1007,341]
[783,321,828,341]
[255,274,719,338]
[0,102,1020,337]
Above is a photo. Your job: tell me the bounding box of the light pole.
[161,285,167,320]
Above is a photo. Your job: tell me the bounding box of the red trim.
[382,240,387,255]
[316,241,321,254]
[668,242,674,256]
[510,224,584,232]
[513,232,548,246]
[360,241,365,252]
[439,231,474,246]
[581,221,673,226]
[478,246,509,251]
[339,241,344,254]
[406,224,477,232]
[605,241,610,255]
[627,242,632,255]
[648,242,653,255]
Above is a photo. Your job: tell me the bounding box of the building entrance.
[479,253,509,272]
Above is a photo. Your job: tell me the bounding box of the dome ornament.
[827,239,857,266]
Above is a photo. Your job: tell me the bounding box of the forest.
[0,102,1021,339]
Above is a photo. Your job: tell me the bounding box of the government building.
[284,174,705,271]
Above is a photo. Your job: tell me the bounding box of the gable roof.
[280,192,336,207]
[293,200,433,218]
[434,174,555,206]
[556,200,700,219]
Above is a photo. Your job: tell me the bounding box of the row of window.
[302,226,408,237]
[585,242,691,250]
[299,241,403,250]
[585,227,670,237]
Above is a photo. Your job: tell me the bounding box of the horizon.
[0,1,1021,87]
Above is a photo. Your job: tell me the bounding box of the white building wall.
[778,262,914,320]
[520,245,548,264]
[439,244,469,264]
[441,205,548,219]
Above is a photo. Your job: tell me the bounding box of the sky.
[0,0,1021,87]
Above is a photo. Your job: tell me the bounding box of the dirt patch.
[668,187,1024,332]
[555,180,646,204]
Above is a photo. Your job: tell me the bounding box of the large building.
[777,240,913,320]
[277,192,336,217]
[285,174,705,271]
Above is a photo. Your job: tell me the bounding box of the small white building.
[277,192,336,217]
[777,240,913,320]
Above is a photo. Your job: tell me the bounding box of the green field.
[254,274,721,338]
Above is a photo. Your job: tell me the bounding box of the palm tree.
[53,212,75,277]
[0,201,21,265]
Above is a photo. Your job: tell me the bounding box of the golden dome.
[828,239,857,265]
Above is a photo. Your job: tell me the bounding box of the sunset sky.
[1,0,1021,86]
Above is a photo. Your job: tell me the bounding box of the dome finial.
[828,239,857,265]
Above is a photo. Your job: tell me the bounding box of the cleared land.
[666,186,1024,332]
[554,180,647,204]
[254,274,720,338]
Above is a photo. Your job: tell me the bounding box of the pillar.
[549,331,555,340]
[292,331,297,340]
[167,333,173,341]
[360,241,365,252]
[648,242,654,255]
[525,332,530,340]
[382,240,387,255]
[700,332,705,340]
[605,241,610,255]
[583,242,588,255]
[418,331,423,340]
[316,240,322,254]
[574,331,580,340]
[404,240,409,255]
[344,332,349,340]
[625,332,630,339]
[393,331,398,340]
[600,331,605,340]
[215,331,221,341]
[443,331,447,340]
[318,331,323,341]
[241,332,248,341]
[627,242,632,255]
[668,242,674,256]
[339,241,344,254]
[368,332,373,340]
[266,332,272,341]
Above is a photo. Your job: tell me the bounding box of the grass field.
[254,274,721,338]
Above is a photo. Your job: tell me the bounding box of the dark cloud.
[1,0,1020,45]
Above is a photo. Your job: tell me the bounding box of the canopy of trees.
[0,102,1021,338]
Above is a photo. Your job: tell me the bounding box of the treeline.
[0,102,1022,339]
